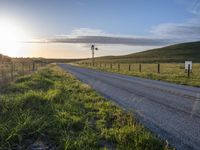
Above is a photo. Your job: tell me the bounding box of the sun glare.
[0,18,29,56]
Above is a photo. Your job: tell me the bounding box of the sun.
[0,19,29,56]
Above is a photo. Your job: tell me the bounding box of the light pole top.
[91,45,98,51]
[91,45,94,50]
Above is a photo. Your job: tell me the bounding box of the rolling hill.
[92,41,200,63]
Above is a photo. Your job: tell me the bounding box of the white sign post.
[185,61,192,70]
[185,61,192,77]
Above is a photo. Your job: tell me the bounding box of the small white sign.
[185,61,192,70]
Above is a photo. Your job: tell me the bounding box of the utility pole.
[91,45,98,67]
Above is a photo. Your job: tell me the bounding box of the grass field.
[0,65,170,149]
[79,63,200,87]
[81,41,200,63]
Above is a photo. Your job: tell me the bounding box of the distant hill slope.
[0,54,84,63]
[93,41,200,63]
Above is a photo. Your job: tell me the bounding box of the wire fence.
[0,61,47,85]
[78,62,200,78]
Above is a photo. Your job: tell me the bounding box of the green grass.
[79,63,200,87]
[0,65,170,149]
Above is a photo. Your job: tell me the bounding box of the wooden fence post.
[158,64,160,73]
[139,64,142,72]
[118,64,120,71]
[1,63,4,81]
[29,63,31,72]
[188,64,191,78]
[13,63,15,71]
[11,62,14,81]
[33,62,35,72]
[22,62,25,75]
[128,64,131,71]
[36,63,38,70]
[1,64,2,80]
[110,64,112,69]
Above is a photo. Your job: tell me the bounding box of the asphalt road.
[59,64,200,150]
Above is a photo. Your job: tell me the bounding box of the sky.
[0,0,200,58]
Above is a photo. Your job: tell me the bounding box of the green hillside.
[93,41,200,63]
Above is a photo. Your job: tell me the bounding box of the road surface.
[59,64,200,150]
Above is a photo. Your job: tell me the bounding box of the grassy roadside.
[0,65,170,149]
[78,63,200,87]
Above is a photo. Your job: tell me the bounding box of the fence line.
[78,62,197,78]
[0,61,47,85]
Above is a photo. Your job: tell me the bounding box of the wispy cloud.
[149,0,200,43]
[151,17,200,43]
[175,0,200,15]
[189,0,200,14]
[69,28,108,37]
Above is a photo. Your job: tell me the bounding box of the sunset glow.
[0,0,199,58]
[0,18,30,56]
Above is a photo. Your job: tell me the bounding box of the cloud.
[48,35,171,46]
[151,0,200,42]
[151,17,200,41]
[189,0,200,14]
[175,0,200,15]
[29,28,171,46]
[69,28,108,37]
[56,28,108,38]
[30,18,200,47]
